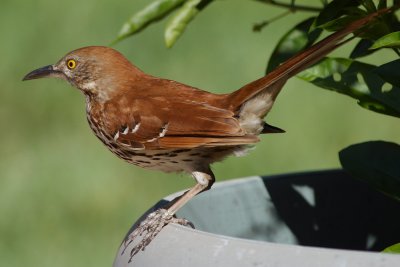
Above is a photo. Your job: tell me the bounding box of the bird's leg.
[125,169,215,261]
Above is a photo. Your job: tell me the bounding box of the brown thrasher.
[23,8,390,260]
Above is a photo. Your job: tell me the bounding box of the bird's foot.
[123,208,194,262]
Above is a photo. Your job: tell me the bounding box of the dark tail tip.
[261,122,285,134]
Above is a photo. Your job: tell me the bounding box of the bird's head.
[23,46,142,100]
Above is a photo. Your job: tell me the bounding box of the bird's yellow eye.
[67,59,77,69]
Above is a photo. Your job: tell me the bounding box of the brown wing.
[104,96,258,150]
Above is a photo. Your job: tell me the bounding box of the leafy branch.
[113,0,328,48]
[254,0,322,12]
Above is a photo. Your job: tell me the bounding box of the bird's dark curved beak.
[22,65,60,81]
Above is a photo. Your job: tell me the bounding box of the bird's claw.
[122,208,194,262]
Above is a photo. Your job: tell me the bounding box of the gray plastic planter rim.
[113,171,400,267]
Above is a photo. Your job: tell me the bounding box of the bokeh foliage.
[2,0,400,267]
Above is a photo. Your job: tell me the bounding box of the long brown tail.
[227,7,392,114]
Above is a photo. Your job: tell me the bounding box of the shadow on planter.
[114,169,400,266]
[265,169,400,251]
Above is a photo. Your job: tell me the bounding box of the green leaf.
[266,17,322,74]
[374,59,400,87]
[361,0,377,13]
[316,6,394,40]
[350,39,375,59]
[370,31,400,49]
[383,243,400,254]
[297,57,400,118]
[378,0,387,9]
[164,0,202,48]
[314,0,360,27]
[339,141,400,201]
[316,10,365,32]
[114,0,185,44]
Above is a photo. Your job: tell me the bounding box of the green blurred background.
[1,0,399,266]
